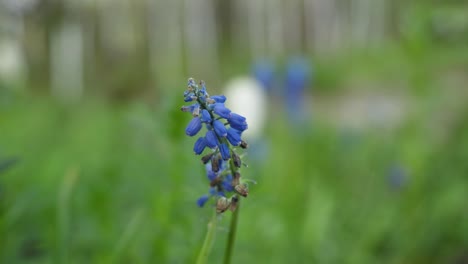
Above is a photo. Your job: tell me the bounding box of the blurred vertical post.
[284,0,302,53]
[304,0,337,53]
[350,0,372,48]
[184,0,219,83]
[266,0,283,57]
[246,0,266,59]
[50,21,84,102]
[148,0,183,97]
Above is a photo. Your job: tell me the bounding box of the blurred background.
[1,0,468,263]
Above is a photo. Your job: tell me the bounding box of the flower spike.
[181,78,251,213]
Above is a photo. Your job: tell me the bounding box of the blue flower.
[181,78,251,212]
[201,109,211,123]
[218,143,230,160]
[200,82,207,95]
[228,113,248,131]
[213,120,227,137]
[181,103,199,114]
[252,59,275,91]
[184,95,195,102]
[205,130,218,148]
[197,195,210,207]
[188,78,195,85]
[222,174,234,192]
[285,56,311,125]
[213,103,231,118]
[211,95,226,103]
[193,137,207,154]
[206,169,217,181]
[185,117,202,136]
[227,128,242,146]
[209,187,225,197]
[198,96,206,103]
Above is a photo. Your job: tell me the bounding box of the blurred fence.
[0,0,467,101]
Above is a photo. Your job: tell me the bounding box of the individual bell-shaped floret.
[205,130,218,148]
[193,137,207,155]
[185,117,202,136]
[226,128,242,146]
[213,103,231,119]
[210,95,227,103]
[218,142,231,160]
[213,120,227,137]
[227,113,248,131]
[200,109,211,123]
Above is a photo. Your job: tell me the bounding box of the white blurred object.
[224,77,267,139]
[50,22,84,102]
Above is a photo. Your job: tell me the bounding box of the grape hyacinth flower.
[181,78,250,214]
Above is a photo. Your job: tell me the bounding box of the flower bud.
[235,183,248,197]
[232,152,241,168]
[210,176,223,187]
[211,154,220,172]
[216,197,231,213]
[201,152,215,164]
[240,140,248,149]
[229,195,239,212]
[188,77,196,88]
[192,106,200,117]
[232,172,241,187]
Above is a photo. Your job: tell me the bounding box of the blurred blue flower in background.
[252,59,275,92]
[387,163,408,191]
[285,56,312,126]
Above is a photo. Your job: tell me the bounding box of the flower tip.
[197,195,210,207]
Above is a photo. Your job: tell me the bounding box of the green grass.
[1,91,467,263]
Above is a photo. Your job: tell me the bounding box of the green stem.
[196,210,218,264]
[194,84,241,264]
[223,202,240,264]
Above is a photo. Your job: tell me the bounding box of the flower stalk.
[223,202,239,264]
[196,210,217,264]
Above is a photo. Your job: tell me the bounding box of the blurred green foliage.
[2,45,468,263]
